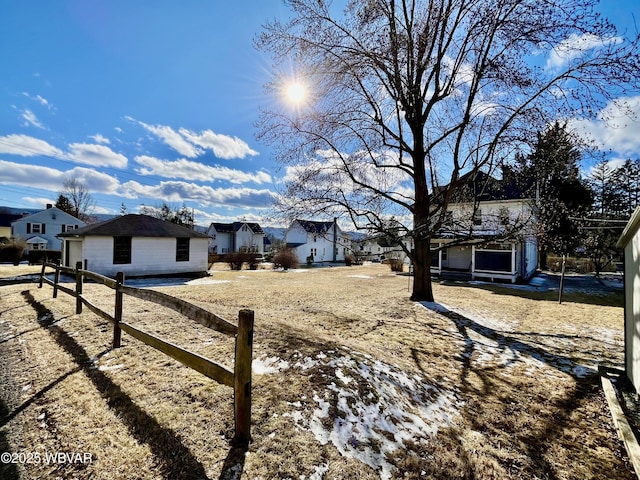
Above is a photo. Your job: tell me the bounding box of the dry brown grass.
[0,263,633,479]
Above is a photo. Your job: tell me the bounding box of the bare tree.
[256,0,639,301]
[59,175,96,222]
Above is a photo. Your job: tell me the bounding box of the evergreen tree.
[615,159,640,216]
[515,122,593,267]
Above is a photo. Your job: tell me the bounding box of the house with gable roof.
[285,219,351,264]
[58,214,209,277]
[206,221,266,255]
[11,205,85,253]
[430,172,538,283]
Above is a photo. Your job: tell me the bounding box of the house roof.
[209,222,264,234]
[617,206,640,248]
[295,219,336,234]
[58,214,209,239]
[26,236,48,244]
[11,206,84,225]
[0,213,23,227]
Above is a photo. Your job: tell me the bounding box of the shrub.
[344,253,356,266]
[27,249,61,265]
[273,248,299,270]
[387,258,404,272]
[0,240,25,265]
[224,252,255,270]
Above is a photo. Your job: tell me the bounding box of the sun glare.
[285,82,308,105]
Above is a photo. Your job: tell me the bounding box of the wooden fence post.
[233,309,254,446]
[53,260,61,298]
[113,272,124,348]
[39,260,46,288]
[75,261,83,314]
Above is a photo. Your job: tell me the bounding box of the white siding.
[81,236,208,277]
[624,229,640,390]
[11,207,85,252]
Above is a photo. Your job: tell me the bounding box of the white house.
[430,198,538,283]
[58,214,209,278]
[616,206,640,391]
[11,205,85,253]
[206,222,265,255]
[285,219,350,264]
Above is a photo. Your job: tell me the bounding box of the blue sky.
[0,1,639,227]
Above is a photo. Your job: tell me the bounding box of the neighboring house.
[285,219,350,264]
[430,197,537,283]
[616,206,640,391]
[1,213,23,239]
[58,214,209,278]
[11,205,85,253]
[352,235,414,262]
[206,222,266,255]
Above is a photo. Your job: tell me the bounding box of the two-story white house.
[206,222,266,255]
[285,219,350,264]
[430,197,537,283]
[11,205,85,253]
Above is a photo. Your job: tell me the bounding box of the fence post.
[53,260,61,298]
[75,261,83,314]
[39,260,46,288]
[113,272,124,348]
[233,309,254,446]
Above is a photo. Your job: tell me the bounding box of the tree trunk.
[410,235,434,302]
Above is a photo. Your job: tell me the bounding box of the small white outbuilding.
[617,206,640,391]
[58,214,210,278]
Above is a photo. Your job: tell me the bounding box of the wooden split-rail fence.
[38,261,253,445]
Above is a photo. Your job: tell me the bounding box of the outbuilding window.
[176,237,190,262]
[113,236,132,264]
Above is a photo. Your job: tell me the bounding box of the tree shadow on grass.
[418,301,627,478]
[435,277,624,307]
[0,397,20,480]
[13,290,246,480]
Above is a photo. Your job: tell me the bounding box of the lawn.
[0,263,632,479]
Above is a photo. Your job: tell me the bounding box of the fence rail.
[39,261,253,445]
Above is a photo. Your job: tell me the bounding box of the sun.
[285,81,308,105]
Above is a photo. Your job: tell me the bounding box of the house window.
[27,222,45,234]
[310,248,317,257]
[176,237,190,262]
[113,236,132,264]
[61,224,78,232]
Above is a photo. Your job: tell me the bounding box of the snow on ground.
[421,301,598,379]
[254,349,463,480]
[251,289,615,478]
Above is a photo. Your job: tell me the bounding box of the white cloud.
[128,116,258,160]
[134,155,271,184]
[569,95,640,157]
[89,134,110,144]
[0,160,121,195]
[0,134,64,158]
[20,109,45,129]
[179,128,259,160]
[134,119,203,158]
[67,143,128,168]
[21,92,52,109]
[545,33,623,71]
[121,180,274,208]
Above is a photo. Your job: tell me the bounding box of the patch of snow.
[309,463,330,480]
[252,356,290,374]
[285,349,462,480]
[98,364,124,372]
[420,301,600,379]
[347,275,372,279]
